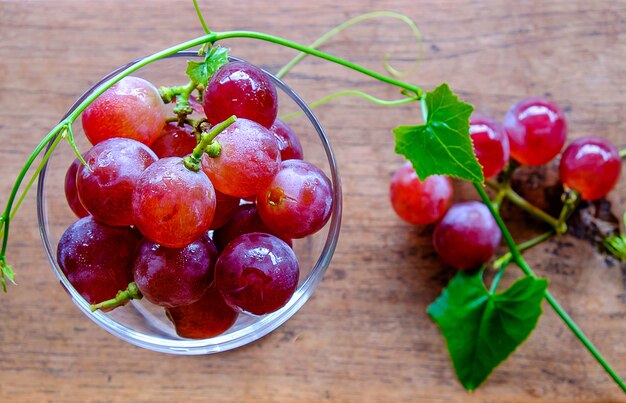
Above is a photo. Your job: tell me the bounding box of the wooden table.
[1,1,625,401]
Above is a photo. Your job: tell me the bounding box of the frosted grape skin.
[215,233,299,315]
[132,157,216,248]
[76,137,158,227]
[81,76,167,146]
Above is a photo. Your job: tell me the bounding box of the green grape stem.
[486,179,565,233]
[492,230,555,271]
[164,116,202,131]
[474,184,625,392]
[488,264,507,295]
[183,115,236,171]
[90,282,142,312]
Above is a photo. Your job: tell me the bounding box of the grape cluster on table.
[57,60,333,339]
[390,97,622,270]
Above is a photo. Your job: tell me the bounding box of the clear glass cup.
[36,51,342,355]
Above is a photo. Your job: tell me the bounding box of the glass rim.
[36,51,342,355]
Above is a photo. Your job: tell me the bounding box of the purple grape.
[269,119,304,160]
[212,204,291,251]
[433,201,502,270]
[133,238,216,308]
[165,283,239,339]
[64,158,89,218]
[56,216,140,307]
[215,233,299,315]
[151,122,198,158]
[209,190,240,230]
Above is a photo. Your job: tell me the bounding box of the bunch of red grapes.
[57,60,334,338]
[390,97,622,270]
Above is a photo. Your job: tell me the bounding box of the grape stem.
[492,230,555,271]
[90,282,142,312]
[491,161,518,211]
[488,264,507,294]
[183,115,237,171]
[160,80,197,120]
[556,189,580,232]
[164,116,202,128]
[485,179,565,233]
[620,149,626,159]
[474,183,626,392]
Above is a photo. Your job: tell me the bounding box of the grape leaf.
[186,46,229,86]
[427,270,548,390]
[393,83,483,182]
[1,261,15,292]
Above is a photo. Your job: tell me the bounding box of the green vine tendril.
[276,11,423,79]
[280,90,418,121]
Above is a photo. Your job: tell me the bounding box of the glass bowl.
[36,51,342,355]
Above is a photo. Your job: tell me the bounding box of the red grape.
[132,157,216,248]
[209,190,240,230]
[559,136,621,201]
[503,97,567,166]
[212,203,290,250]
[150,122,197,158]
[203,61,278,128]
[215,233,299,315]
[256,159,333,239]
[64,158,89,218]
[433,201,502,270]
[56,216,140,306]
[199,232,219,262]
[201,118,281,198]
[389,162,453,225]
[470,114,510,179]
[133,238,216,308]
[269,119,304,160]
[165,283,239,339]
[81,76,167,146]
[76,138,157,226]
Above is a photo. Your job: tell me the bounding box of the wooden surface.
[1,0,625,401]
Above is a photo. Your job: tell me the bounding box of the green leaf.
[1,262,15,292]
[186,46,229,87]
[427,271,548,390]
[393,83,483,182]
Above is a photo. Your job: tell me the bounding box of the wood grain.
[0,0,625,401]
